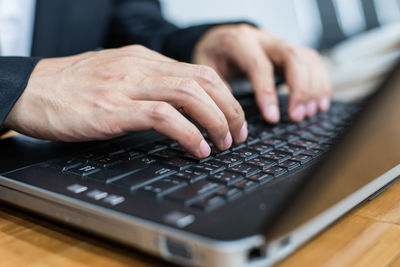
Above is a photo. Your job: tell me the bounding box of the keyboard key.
[157,139,179,147]
[289,139,318,150]
[280,133,300,142]
[66,184,88,194]
[258,130,273,140]
[278,160,300,171]
[261,138,286,148]
[137,143,168,154]
[291,154,312,164]
[167,180,224,205]
[302,134,327,144]
[54,158,83,171]
[78,152,103,162]
[172,169,207,183]
[118,150,145,161]
[182,153,212,163]
[210,146,230,156]
[246,157,276,169]
[214,153,243,167]
[277,145,304,156]
[192,195,226,212]
[114,165,176,190]
[172,145,186,153]
[263,166,287,177]
[152,149,181,159]
[87,156,159,183]
[86,189,108,200]
[192,160,225,174]
[246,136,260,145]
[68,164,102,177]
[103,194,125,205]
[271,125,286,135]
[260,151,291,163]
[161,158,194,171]
[247,143,273,154]
[93,156,122,168]
[139,177,187,197]
[314,144,331,151]
[216,187,243,200]
[247,172,274,184]
[231,143,246,151]
[209,171,244,185]
[233,179,258,192]
[228,163,260,177]
[301,149,323,158]
[231,148,258,161]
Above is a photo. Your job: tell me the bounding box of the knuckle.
[235,23,254,34]
[174,78,203,99]
[209,114,228,135]
[148,102,174,121]
[230,103,245,123]
[283,45,299,61]
[175,78,200,91]
[125,44,147,52]
[196,65,220,85]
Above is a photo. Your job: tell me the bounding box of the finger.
[311,54,332,112]
[155,62,247,144]
[260,38,311,122]
[119,100,211,158]
[132,76,233,151]
[223,36,280,124]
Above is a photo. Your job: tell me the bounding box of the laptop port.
[247,246,266,262]
[166,238,192,260]
[279,236,291,249]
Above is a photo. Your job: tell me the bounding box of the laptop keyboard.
[49,98,360,213]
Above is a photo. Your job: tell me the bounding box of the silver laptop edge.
[1,163,399,266]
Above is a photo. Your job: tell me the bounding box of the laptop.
[0,61,399,267]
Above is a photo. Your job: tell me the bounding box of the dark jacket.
[0,0,217,127]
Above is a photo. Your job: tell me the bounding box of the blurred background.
[161,0,400,100]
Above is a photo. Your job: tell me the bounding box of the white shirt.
[0,0,36,56]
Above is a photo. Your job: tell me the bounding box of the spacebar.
[112,165,176,190]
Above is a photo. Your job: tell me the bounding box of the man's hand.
[4,45,248,158]
[193,24,331,123]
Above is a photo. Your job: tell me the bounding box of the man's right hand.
[4,45,247,158]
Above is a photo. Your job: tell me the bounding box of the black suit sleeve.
[0,57,41,127]
[106,0,220,62]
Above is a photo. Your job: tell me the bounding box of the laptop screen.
[266,61,400,239]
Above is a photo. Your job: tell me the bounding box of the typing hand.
[4,45,247,158]
[193,24,332,123]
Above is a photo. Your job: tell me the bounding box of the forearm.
[0,57,41,127]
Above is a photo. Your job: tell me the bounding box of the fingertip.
[237,121,248,144]
[199,139,211,158]
[306,101,317,118]
[290,104,306,122]
[261,104,280,124]
[223,131,233,150]
[319,96,331,112]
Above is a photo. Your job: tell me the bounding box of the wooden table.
[1,132,400,267]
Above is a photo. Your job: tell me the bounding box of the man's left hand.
[193,23,331,123]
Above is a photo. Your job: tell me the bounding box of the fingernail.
[239,121,248,143]
[306,101,317,117]
[320,96,331,111]
[292,104,305,121]
[199,139,211,157]
[222,131,232,150]
[266,104,280,123]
